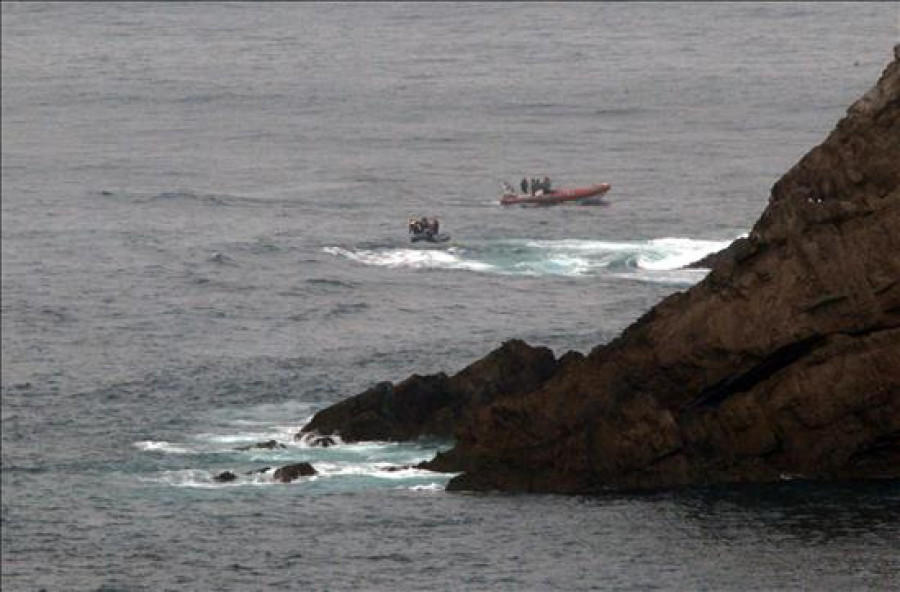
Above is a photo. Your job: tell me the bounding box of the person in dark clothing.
[520,177,528,194]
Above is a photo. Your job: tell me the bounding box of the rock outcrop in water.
[302,48,900,493]
[272,462,317,483]
[297,339,566,442]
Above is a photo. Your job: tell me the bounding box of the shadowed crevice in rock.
[684,335,827,411]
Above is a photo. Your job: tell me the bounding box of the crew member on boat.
[410,216,440,237]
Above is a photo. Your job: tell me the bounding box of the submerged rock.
[303,47,900,493]
[213,471,237,483]
[272,462,317,483]
[301,435,336,448]
[379,465,414,472]
[234,440,286,451]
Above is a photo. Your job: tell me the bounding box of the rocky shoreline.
[292,47,900,493]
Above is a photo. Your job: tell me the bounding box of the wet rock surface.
[297,338,560,442]
[272,463,317,483]
[303,48,900,493]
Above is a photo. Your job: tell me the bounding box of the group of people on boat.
[409,216,439,236]
[519,176,553,196]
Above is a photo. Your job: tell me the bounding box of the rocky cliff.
[302,47,900,493]
[297,339,565,443]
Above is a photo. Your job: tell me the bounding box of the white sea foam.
[134,440,191,454]
[405,482,446,492]
[142,469,276,488]
[616,268,713,286]
[325,236,737,281]
[195,431,288,445]
[310,461,451,482]
[636,237,733,270]
[141,459,449,489]
[324,245,494,272]
[522,239,638,252]
[524,237,732,270]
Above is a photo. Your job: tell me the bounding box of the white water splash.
[324,236,738,283]
[323,245,494,272]
[140,468,276,488]
[636,237,733,270]
[134,440,191,454]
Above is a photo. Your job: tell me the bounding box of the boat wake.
[324,236,735,285]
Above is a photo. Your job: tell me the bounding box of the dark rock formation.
[234,439,286,451]
[272,462,317,483]
[304,48,900,493]
[297,339,560,442]
[427,49,900,493]
[213,471,237,483]
[379,465,414,473]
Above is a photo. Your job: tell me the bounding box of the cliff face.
[428,49,900,492]
[303,48,900,493]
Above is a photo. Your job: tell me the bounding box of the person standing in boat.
[432,217,439,235]
[520,177,528,194]
[543,176,552,193]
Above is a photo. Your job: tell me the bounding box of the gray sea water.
[3,2,900,591]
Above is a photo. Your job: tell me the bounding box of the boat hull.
[500,183,611,206]
[410,232,451,243]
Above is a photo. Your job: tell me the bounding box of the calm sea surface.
[3,3,899,590]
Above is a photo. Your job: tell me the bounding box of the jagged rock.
[297,339,560,442]
[298,48,900,493]
[272,462,317,483]
[213,471,237,483]
[246,467,271,475]
[305,48,900,494]
[234,439,286,451]
[424,48,900,493]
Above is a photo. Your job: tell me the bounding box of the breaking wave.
[133,403,454,493]
[323,245,494,272]
[324,236,734,284]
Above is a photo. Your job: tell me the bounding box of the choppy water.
[3,3,899,590]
